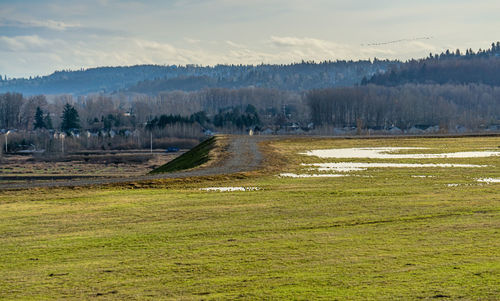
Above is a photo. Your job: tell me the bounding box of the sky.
[1,0,499,78]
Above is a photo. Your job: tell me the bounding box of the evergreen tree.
[245,104,257,115]
[60,103,80,133]
[44,113,53,129]
[33,107,46,129]
[361,76,368,85]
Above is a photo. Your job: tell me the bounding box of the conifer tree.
[60,103,80,133]
[44,113,53,129]
[33,107,46,129]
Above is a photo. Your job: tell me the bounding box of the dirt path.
[0,135,269,190]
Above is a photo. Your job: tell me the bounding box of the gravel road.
[0,135,268,190]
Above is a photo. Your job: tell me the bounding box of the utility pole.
[150,131,153,154]
[60,133,65,154]
[4,130,12,153]
[4,132,8,153]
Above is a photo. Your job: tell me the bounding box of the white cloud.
[132,39,178,55]
[271,36,331,48]
[269,36,359,61]
[268,36,443,62]
[184,38,201,44]
[0,18,81,31]
[0,35,52,52]
[31,19,81,31]
[225,40,246,48]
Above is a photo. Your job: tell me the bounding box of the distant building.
[203,129,214,136]
[388,127,402,134]
[261,128,274,135]
[407,127,424,135]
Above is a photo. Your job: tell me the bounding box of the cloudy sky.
[1,0,499,78]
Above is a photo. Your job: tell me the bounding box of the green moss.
[150,137,216,174]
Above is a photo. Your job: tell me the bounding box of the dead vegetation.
[0,150,182,180]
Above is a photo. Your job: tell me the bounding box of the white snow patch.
[301,147,500,159]
[279,173,347,178]
[201,187,260,192]
[282,147,496,180]
[316,166,367,173]
[446,184,460,187]
[304,162,486,171]
[477,178,500,184]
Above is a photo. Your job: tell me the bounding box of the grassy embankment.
[150,136,219,174]
[0,136,499,300]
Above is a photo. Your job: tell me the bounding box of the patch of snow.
[446,184,460,187]
[477,178,500,184]
[279,173,347,178]
[411,175,435,178]
[304,162,486,171]
[201,187,260,192]
[316,166,367,172]
[301,147,500,159]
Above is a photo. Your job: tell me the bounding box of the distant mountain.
[365,42,500,86]
[0,61,395,95]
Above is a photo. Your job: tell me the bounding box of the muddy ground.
[0,150,184,183]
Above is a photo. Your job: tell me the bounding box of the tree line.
[307,84,500,130]
[0,93,83,133]
[0,88,305,134]
[2,81,500,137]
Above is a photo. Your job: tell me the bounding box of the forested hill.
[0,60,394,96]
[365,42,500,86]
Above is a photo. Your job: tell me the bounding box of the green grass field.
[1,136,499,300]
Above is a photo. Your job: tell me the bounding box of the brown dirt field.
[0,150,184,182]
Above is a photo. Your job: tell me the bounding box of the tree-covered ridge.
[0,60,394,95]
[366,42,500,86]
